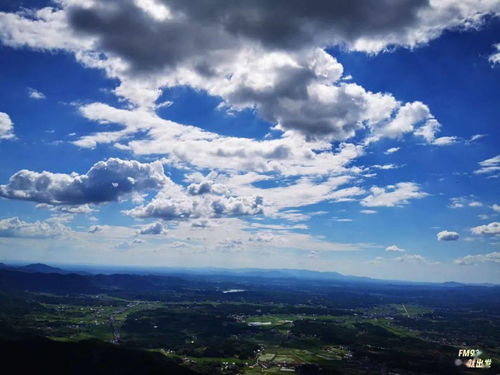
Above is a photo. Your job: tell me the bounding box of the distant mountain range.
[0,262,496,287]
[0,263,70,274]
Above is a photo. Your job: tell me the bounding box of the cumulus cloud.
[0,217,71,238]
[73,103,368,177]
[0,158,168,206]
[0,1,479,144]
[126,193,264,221]
[474,155,500,176]
[0,112,15,140]
[437,230,459,241]
[492,204,500,213]
[187,179,229,196]
[368,101,439,143]
[137,222,167,235]
[449,196,483,209]
[1,0,497,251]
[386,245,405,252]
[489,43,500,64]
[454,251,500,266]
[36,203,96,214]
[471,222,500,236]
[28,88,46,99]
[360,182,428,207]
[65,0,500,67]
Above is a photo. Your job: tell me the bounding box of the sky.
[0,0,499,283]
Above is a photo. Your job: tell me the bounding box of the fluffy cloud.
[368,101,439,143]
[28,88,46,99]
[36,203,96,214]
[126,193,264,220]
[454,251,500,266]
[360,182,428,207]
[386,245,405,252]
[65,0,500,66]
[1,0,496,146]
[471,222,500,236]
[449,196,483,209]
[0,112,15,140]
[492,204,500,213]
[137,222,167,235]
[437,230,459,241]
[0,217,71,238]
[187,179,229,196]
[0,158,168,205]
[474,155,500,176]
[489,43,500,64]
[73,103,367,177]
[0,1,475,144]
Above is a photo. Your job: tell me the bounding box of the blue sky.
[0,0,499,282]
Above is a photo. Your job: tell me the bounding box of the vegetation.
[0,267,499,374]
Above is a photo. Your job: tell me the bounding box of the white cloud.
[437,230,459,241]
[368,101,439,143]
[414,118,441,143]
[489,43,500,65]
[386,245,405,252]
[137,222,168,235]
[385,147,400,154]
[28,88,46,99]
[0,7,93,51]
[469,134,487,142]
[125,192,264,220]
[360,182,428,207]
[0,2,466,146]
[372,164,399,170]
[454,251,500,266]
[73,103,366,177]
[449,196,483,209]
[474,155,500,176]
[36,203,96,214]
[0,158,168,206]
[471,222,500,236]
[360,209,377,214]
[432,136,459,146]
[163,217,373,253]
[468,201,483,207]
[492,204,500,213]
[0,112,15,140]
[0,217,71,238]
